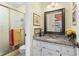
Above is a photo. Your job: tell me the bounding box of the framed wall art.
[34,28,41,35]
[44,8,65,35]
[72,11,76,25]
[33,13,40,26]
[72,2,77,25]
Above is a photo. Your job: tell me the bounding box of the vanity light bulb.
[55,3,58,6]
[51,2,58,7]
[47,5,51,9]
[51,2,55,6]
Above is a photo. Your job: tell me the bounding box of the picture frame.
[72,11,76,25]
[33,13,40,26]
[34,28,41,35]
[44,8,65,35]
[72,2,77,25]
[72,2,77,10]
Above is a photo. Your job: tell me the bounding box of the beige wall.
[25,3,73,49]
[31,2,42,36]
[18,5,26,13]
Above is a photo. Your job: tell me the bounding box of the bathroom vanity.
[32,35,76,56]
[32,8,77,56]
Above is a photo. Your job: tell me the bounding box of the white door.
[0,6,10,55]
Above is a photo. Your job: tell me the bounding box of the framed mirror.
[44,8,65,35]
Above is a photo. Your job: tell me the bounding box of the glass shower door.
[0,6,10,55]
[10,9,25,46]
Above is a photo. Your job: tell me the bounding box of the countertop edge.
[74,42,79,48]
[33,38,74,46]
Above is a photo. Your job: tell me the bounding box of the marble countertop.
[33,35,74,46]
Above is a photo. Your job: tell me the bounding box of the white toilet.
[19,45,25,56]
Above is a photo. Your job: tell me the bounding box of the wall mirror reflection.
[44,8,65,34]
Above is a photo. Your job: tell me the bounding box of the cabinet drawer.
[41,41,61,51]
[42,47,60,56]
[61,45,74,55]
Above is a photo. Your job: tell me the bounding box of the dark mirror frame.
[44,8,65,35]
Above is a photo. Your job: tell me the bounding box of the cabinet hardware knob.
[56,50,59,52]
[42,47,45,48]
[60,54,62,56]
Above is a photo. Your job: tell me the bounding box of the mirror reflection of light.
[51,2,56,7]
[55,3,58,6]
[47,2,58,9]
[47,5,51,9]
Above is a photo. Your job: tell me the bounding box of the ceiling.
[6,2,72,8]
[6,2,25,7]
[7,2,51,8]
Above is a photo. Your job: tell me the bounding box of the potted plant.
[65,27,76,43]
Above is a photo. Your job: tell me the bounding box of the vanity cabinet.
[41,41,61,56]
[32,40,75,56]
[32,47,41,56]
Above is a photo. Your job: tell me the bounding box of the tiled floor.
[4,48,25,56]
[17,53,25,56]
[5,49,19,56]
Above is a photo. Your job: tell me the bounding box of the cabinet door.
[0,6,10,55]
[42,47,60,56]
[61,45,75,56]
[33,40,41,48]
[40,40,61,56]
[41,41,61,52]
[32,47,41,56]
[32,40,42,56]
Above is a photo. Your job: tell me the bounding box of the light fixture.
[47,2,58,9]
[51,2,58,7]
[47,5,51,9]
[55,3,58,6]
[51,2,56,7]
